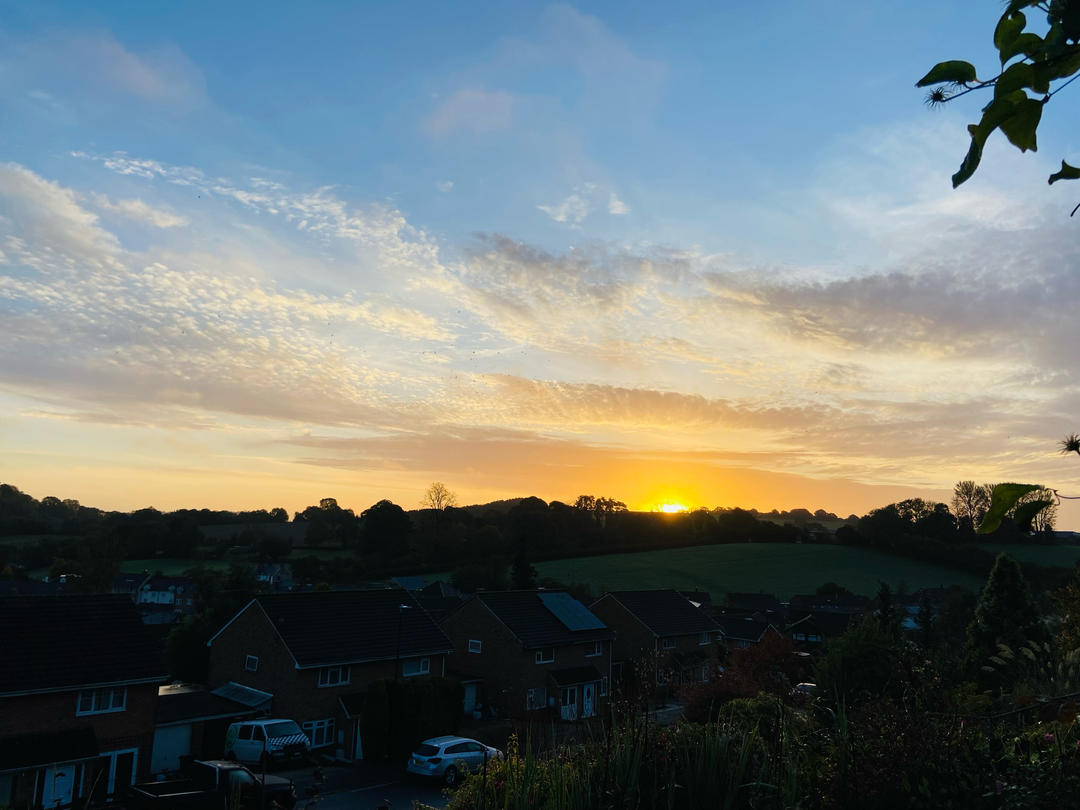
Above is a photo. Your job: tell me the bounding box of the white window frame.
[401,657,430,677]
[535,648,555,664]
[585,641,602,657]
[244,655,259,672]
[661,637,676,650]
[318,665,351,687]
[467,639,482,654]
[76,687,126,716]
[302,718,335,749]
[526,687,546,711]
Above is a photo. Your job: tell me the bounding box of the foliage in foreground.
[444,697,1080,810]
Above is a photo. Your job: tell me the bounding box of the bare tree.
[421,482,457,511]
[951,480,992,534]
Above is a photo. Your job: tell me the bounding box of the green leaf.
[1041,45,1080,82]
[978,483,1041,534]
[1003,32,1046,64]
[995,63,1035,97]
[995,12,1027,63]
[998,97,1043,151]
[917,60,978,87]
[1013,499,1053,532]
[953,95,1024,186]
[1049,160,1080,184]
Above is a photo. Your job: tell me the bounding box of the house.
[715,614,781,649]
[0,594,168,809]
[441,590,614,722]
[112,573,198,625]
[723,592,785,620]
[206,588,452,761]
[590,590,723,689]
[786,611,855,647]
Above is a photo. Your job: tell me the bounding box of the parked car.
[126,759,296,809]
[224,719,311,768]
[406,736,503,786]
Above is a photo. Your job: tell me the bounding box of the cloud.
[608,192,630,215]
[2,30,206,111]
[538,192,591,225]
[90,194,189,228]
[426,88,516,137]
[436,180,454,193]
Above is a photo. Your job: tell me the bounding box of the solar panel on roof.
[538,592,606,631]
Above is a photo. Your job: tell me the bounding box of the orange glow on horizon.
[657,502,689,513]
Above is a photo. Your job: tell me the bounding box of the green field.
[980,543,1080,568]
[534,543,988,601]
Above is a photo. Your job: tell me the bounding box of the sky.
[2,1,1080,524]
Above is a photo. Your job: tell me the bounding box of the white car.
[406,736,502,786]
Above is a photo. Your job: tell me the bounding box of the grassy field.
[979,543,1080,568]
[534,543,988,601]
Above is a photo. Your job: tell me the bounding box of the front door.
[582,682,596,718]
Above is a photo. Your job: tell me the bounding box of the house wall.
[441,600,611,718]
[208,600,446,759]
[0,683,158,775]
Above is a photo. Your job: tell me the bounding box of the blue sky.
[2,1,1080,523]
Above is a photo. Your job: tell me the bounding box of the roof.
[788,594,871,613]
[392,576,428,592]
[0,579,63,596]
[211,681,274,708]
[549,665,603,686]
[716,615,774,642]
[471,591,613,648]
[597,590,720,637]
[156,685,257,726]
[0,594,167,695]
[242,589,453,667]
[787,611,854,637]
[0,728,98,772]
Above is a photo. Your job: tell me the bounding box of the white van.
[224,719,310,767]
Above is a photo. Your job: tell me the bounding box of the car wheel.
[443,765,459,787]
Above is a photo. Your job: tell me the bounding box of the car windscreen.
[264,722,302,738]
[415,744,440,757]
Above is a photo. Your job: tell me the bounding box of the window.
[699,632,712,646]
[526,688,547,710]
[238,725,253,741]
[585,641,602,657]
[302,718,335,749]
[244,655,259,672]
[445,742,469,755]
[401,657,430,677]
[701,665,710,683]
[77,687,126,716]
[467,639,482,654]
[318,665,351,687]
[662,637,676,650]
[600,676,609,696]
[535,648,555,664]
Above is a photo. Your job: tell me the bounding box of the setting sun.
[657,503,689,514]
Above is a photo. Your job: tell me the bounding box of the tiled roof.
[787,611,854,637]
[724,592,782,612]
[474,591,613,648]
[0,594,167,695]
[599,590,720,637]
[716,615,773,642]
[253,589,452,667]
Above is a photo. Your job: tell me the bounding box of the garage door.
[151,725,192,774]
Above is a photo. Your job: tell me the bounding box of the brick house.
[590,590,723,690]
[206,588,452,761]
[0,594,168,809]
[440,590,614,722]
